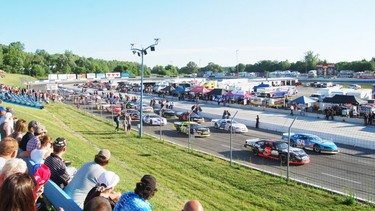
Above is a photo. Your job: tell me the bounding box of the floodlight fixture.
[129,38,160,138]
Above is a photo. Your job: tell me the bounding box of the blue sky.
[1,0,374,68]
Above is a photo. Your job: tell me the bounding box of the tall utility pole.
[130,38,159,138]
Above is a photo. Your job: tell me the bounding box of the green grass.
[2,74,375,210]
[0,73,36,88]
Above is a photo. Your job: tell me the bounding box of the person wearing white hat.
[83,171,121,210]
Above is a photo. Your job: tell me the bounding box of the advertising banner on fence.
[106,72,121,79]
[48,74,58,81]
[121,72,130,78]
[87,73,96,79]
[77,74,87,79]
[58,74,67,80]
[67,74,77,80]
[96,73,106,79]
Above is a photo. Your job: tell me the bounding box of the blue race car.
[281,133,339,154]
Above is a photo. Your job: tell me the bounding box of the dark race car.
[121,109,140,120]
[244,139,310,165]
[176,111,204,123]
[154,109,176,118]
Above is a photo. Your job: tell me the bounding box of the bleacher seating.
[23,158,82,211]
[0,92,44,109]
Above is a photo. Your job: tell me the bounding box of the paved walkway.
[141,94,375,150]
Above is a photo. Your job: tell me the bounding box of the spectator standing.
[114,113,121,132]
[222,110,227,119]
[45,137,76,189]
[290,105,294,116]
[256,115,259,128]
[126,113,132,132]
[182,200,204,211]
[0,173,36,211]
[226,110,231,119]
[0,137,18,170]
[64,149,112,208]
[84,171,121,210]
[114,174,157,211]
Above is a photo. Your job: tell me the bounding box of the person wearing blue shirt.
[114,175,157,211]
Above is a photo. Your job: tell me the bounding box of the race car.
[211,119,248,133]
[121,109,140,120]
[176,111,205,123]
[142,114,167,126]
[154,109,177,118]
[136,104,154,113]
[281,133,339,154]
[244,139,310,165]
[174,121,210,137]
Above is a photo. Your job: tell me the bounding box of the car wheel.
[252,148,259,156]
[313,145,321,153]
[290,140,296,147]
[214,123,219,129]
[280,154,287,165]
[150,120,154,125]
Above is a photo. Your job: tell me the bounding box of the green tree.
[304,51,320,71]
[180,61,198,74]
[165,64,179,76]
[200,62,223,73]
[3,42,26,73]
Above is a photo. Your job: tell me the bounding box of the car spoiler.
[281,132,295,139]
[245,138,260,144]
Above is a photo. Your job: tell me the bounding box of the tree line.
[0,42,374,79]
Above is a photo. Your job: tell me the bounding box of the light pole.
[131,38,159,138]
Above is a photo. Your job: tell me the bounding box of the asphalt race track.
[61,85,375,203]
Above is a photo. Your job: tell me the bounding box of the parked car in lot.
[211,119,248,133]
[244,139,310,165]
[142,114,167,126]
[176,111,205,123]
[347,84,361,90]
[281,133,339,154]
[174,121,210,137]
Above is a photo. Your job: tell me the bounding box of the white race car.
[136,104,154,113]
[212,119,248,133]
[142,114,167,126]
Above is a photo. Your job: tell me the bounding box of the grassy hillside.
[0,73,36,88]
